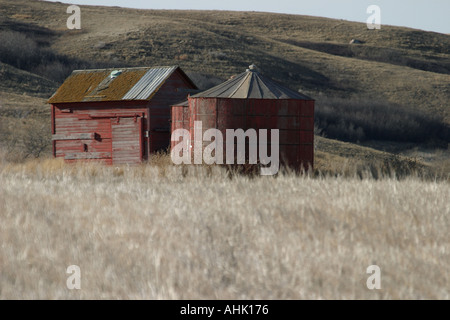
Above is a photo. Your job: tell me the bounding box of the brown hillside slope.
[0,0,448,167]
[0,0,448,122]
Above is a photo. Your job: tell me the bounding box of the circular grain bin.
[176,65,315,170]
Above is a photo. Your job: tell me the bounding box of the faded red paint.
[51,104,56,157]
[172,96,315,170]
[111,117,143,164]
[52,102,146,164]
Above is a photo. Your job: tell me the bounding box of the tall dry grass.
[0,158,448,299]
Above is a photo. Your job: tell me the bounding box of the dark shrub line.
[315,97,449,146]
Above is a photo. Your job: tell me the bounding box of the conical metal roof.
[191,65,312,100]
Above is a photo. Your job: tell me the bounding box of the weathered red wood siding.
[111,117,143,164]
[51,104,56,157]
[52,101,147,165]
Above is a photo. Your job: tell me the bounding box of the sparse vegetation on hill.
[0,0,448,120]
[0,29,128,83]
[315,97,450,145]
[0,0,448,171]
[282,39,450,75]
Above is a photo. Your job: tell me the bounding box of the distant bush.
[283,40,450,75]
[32,61,72,83]
[315,97,450,145]
[21,120,51,159]
[0,31,39,70]
[0,118,51,162]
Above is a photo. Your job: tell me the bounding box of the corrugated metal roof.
[191,66,312,100]
[122,66,177,100]
[48,66,182,103]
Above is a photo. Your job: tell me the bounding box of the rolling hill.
[0,0,448,170]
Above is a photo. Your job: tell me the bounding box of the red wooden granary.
[48,66,197,164]
[171,65,315,170]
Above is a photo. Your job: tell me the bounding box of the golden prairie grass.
[0,158,448,299]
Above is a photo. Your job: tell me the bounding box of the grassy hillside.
[1,1,448,118]
[0,0,448,168]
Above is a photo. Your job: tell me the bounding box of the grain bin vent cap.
[246,64,258,72]
[110,70,122,78]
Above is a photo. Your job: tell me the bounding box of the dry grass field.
[0,158,448,299]
[0,0,448,300]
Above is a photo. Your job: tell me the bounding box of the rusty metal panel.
[245,99,273,115]
[170,105,188,150]
[301,100,315,117]
[298,116,314,131]
[185,96,315,171]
